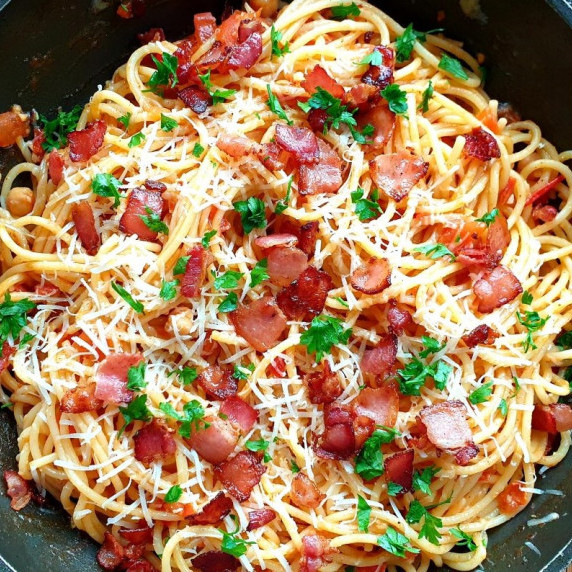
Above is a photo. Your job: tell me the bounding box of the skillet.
[0,0,571,570]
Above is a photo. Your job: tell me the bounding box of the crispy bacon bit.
[351,258,391,295]
[255,233,298,249]
[0,110,30,148]
[220,396,258,432]
[358,104,395,148]
[188,492,233,525]
[267,246,308,287]
[298,139,343,196]
[324,403,353,426]
[192,551,240,572]
[473,265,523,313]
[48,150,65,185]
[188,416,239,464]
[387,299,413,335]
[346,83,378,110]
[362,46,395,89]
[301,534,332,572]
[532,204,558,223]
[119,524,153,545]
[486,214,510,264]
[216,134,256,157]
[247,508,276,531]
[455,443,480,466]
[304,362,343,404]
[222,31,263,72]
[275,124,319,165]
[370,150,428,202]
[291,473,324,509]
[302,65,345,99]
[298,222,319,256]
[497,481,528,515]
[181,245,210,298]
[215,450,266,502]
[499,177,516,205]
[196,41,227,71]
[97,532,125,571]
[137,27,166,44]
[144,179,166,192]
[174,40,199,85]
[94,353,143,404]
[178,86,212,114]
[360,333,398,378]
[276,266,334,322]
[525,174,565,206]
[384,449,414,493]
[194,12,217,43]
[532,403,572,433]
[463,127,501,162]
[0,343,16,375]
[71,201,101,255]
[314,421,355,460]
[462,324,499,348]
[353,415,376,449]
[230,296,288,352]
[4,471,33,511]
[119,187,165,242]
[268,356,287,378]
[352,384,399,426]
[61,383,103,414]
[257,141,289,171]
[133,419,176,465]
[125,560,153,572]
[30,128,45,156]
[418,400,478,463]
[197,365,237,400]
[238,19,263,43]
[68,120,106,162]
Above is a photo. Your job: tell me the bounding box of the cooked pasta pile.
[1,1,571,571]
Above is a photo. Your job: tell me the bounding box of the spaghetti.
[1,1,572,571]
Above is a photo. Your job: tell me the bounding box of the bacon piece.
[497,481,528,515]
[361,46,394,89]
[499,177,516,205]
[192,551,240,572]
[215,450,266,502]
[220,396,258,432]
[384,449,414,493]
[298,139,343,195]
[268,356,287,378]
[60,383,103,414]
[307,108,329,133]
[525,174,565,206]
[31,128,45,156]
[418,400,478,463]
[178,86,212,114]
[94,353,143,404]
[291,473,324,509]
[353,415,376,449]
[137,27,165,44]
[238,19,264,43]
[387,299,413,335]
[302,65,345,99]
[358,104,395,148]
[48,150,65,185]
[247,508,276,531]
[473,265,522,313]
[463,128,501,162]
[456,248,495,271]
[222,32,263,72]
[352,384,399,426]
[486,213,510,264]
[314,422,355,460]
[97,532,124,571]
[532,204,558,223]
[276,266,334,322]
[0,110,30,148]
[255,233,298,249]
[144,179,166,192]
[133,419,176,465]
[455,443,479,466]
[0,343,15,375]
[196,41,227,71]
[188,492,233,525]
[257,141,289,171]
[125,560,153,572]
[68,120,106,162]
[360,333,398,378]
[275,124,319,165]
[181,245,210,298]
[71,201,101,255]
[370,150,428,201]
[4,471,33,511]
[301,534,332,572]
[324,403,353,426]
[188,416,239,464]
[304,362,343,404]
[119,524,153,545]
[195,12,217,43]
[230,296,287,352]
[216,134,256,158]
[346,83,378,111]
[267,246,308,287]
[351,258,391,295]
[174,40,199,85]
[119,187,165,242]
[462,324,499,348]
[298,222,319,257]
[532,403,572,433]
[197,365,237,400]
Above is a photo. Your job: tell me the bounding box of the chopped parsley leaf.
[412,465,440,496]
[517,308,548,352]
[380,83,408,116]
[450,527,477,551]
[419,336,444,358]
[475,208,499,227]
[418,80,434,113]
[233,197,267,234]
[556,330,572,349]
[126,362,146,391]
[233,363,255,381]
[397,356,451,395]
[406,500,443,546]
[300,315,352,362]
[331,2,361,19]
[387,482,403,496]
[128,131,146,148]
[522,291,533,306]
[469,381,494,404]
[438,54,469,80]
[357,495,372,532]
[291,460,301,473]
[250,259,269,288]
[219,292,238,313]
[220,521,255,557]
[275,177,292,215]
[111,282,144,314]
[91,173,123,208]
[377,526,420,558]
[159,279,179,301]
[119,394,152,435]
[271,25,290,58]
[173,255,189,275]
[160,399,208,437]
[351,187,382,221]
[160,114,178,132]
[266,84,292,125]
[0,293,36,348]
[355,427,399,481]
[140,206,169,234]
[214,270,244,290]
[201,230,216,248]
[360,49,383,66]
[192,142,205,158]
[147,52,179,94]
[117,112,131,129]
[413,242,456,261]
[198,69,237,105]
[335,296,350,308]
[39,105,83,151]
[395,24,425,63]
[498,398,508,416]
[164,484,183,503]
[168,366,198,386]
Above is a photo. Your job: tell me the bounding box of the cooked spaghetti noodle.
[1,1,571,571]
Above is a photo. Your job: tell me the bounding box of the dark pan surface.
[0,1,571,570]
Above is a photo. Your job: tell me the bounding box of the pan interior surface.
[0,1,571,571]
